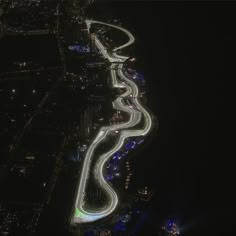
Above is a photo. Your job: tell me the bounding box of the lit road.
[85,19,135,53]
[72,20,153,223]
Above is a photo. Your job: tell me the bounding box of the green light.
[74,208,86,218]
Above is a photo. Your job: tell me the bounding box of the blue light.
[113,151,122,160]
[166,219,175,231]
[138,73,145,81]
[68,45,90,53]
[125,140,136,150]
[133,72,145,81]
[114,221,126,232]
[105,175,113,181]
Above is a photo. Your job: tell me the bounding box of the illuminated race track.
[72,20,154,223]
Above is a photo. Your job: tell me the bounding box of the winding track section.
[72,20,153,224]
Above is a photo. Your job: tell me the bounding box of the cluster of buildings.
[0,0,114,234]
[0,0,166,235]
[0,0,60,33]
[0,203,42,235]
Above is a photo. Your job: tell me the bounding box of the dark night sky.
[134,4,232,235]
[89,1,233,235]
